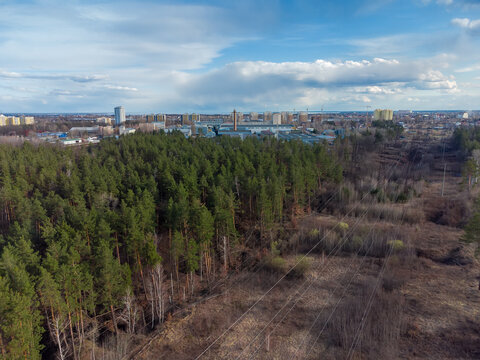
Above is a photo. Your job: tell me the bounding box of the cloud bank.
[0,0,477,112]
[170,58,457,110]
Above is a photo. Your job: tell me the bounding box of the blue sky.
[1,0,480,113]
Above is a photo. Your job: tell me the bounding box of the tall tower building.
[114,106,126,126]
[155,114,166,122]
[232,109,238,131]
[272,113,281,125]
[298,111,308,123]
[263,111,272,122]
[182,113,190,125]
[374,109,393,121]
[287,112,294,124]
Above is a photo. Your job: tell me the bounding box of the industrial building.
[230,111,243,125]
[220,123,294,134]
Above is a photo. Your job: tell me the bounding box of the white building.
[119,126,136,135]
[273,113,281,125]
[153,121,166,130]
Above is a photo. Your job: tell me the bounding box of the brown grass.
[346,202,425,224]
[326,276,406,359]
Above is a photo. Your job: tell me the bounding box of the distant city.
[0,107,478,146]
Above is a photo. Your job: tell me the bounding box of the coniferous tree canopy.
[0,133,342,358]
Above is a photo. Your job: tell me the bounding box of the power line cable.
[247,222,379,360]
[195,135,408,359]
[235,208,372,359]
[300,140,418,359]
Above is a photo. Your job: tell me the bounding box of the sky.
[1,0,480,113]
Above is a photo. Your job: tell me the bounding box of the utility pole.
[223,236,227,274]
[441,163,447,197]
[366,105,371,125]
[441,141,446,197]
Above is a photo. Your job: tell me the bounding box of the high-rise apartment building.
[0,115,34,126]
[272,113,281,125]
[287,112,294,124]
[263,111,272,122]
[22,116,35,125]
[96,117,112,125]
[374,109,393,121]
[250,112,258,121]
[298,111,308,123]
[155,114,166,122]
[114,106,126,126]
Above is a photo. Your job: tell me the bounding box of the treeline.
[0,132,341,359]
[452,127,480,243]
[452,127,480,188]
[452,126,480,156]
[371,120,404,141]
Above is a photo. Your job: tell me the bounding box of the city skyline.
[1,0,480,113]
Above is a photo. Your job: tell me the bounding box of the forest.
[453,127,480,244]
[0,132,342,359]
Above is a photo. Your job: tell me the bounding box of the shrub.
[338,222,349,231]
[387,240,405,252]
[338,222,349,236]
[291,256,312,278]
[270,240,281,256]
[396,192,409,203]
[463,210,480,244]
[309,228,320,237]
[264,255,287,274]
[344,235,363,253]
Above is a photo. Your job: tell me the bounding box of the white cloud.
[362,86,402,94]
[455,63,480,72]
[0,0,475,112]
[0,1,256,112]
[170,58,457,110]
[452,17,480,31]
[103,85,138,92]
